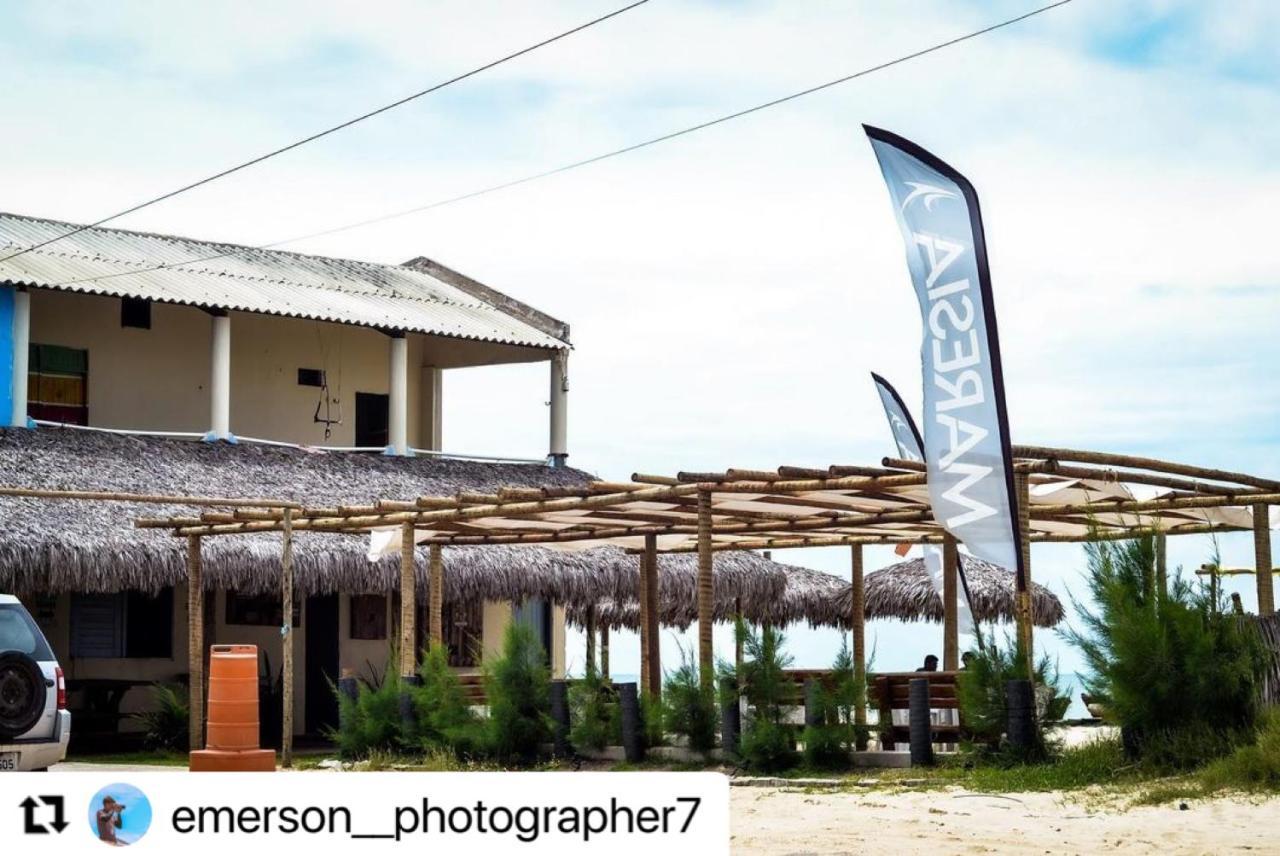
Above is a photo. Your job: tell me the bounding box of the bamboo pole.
[646,534,661,698]
[1156,533,1168,608]
[697,490,714,692]
[585,607,597,675]
[429,544,444,648]
[638,548,650,695]
[600,625,610,680]
[1014,473,1034,680]
[399,521,416,678]
[281,508,294,768]
[186,535,203,753]
[850,544,866,734]
[1254,505,1275,615]
[943,535,959,671]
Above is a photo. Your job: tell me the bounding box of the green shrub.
[331,665,405,760]
[1063,536,1269,768]
[482,622,552,763]
[132,683,189,751]
[800,638,871,769]
[662,643,717,753]
[1199,712,1280,792]
[956,633,1070,761]
[569,666,620,752]
[641,690,666,748]
[737,623,798,772]
[413,644,482,757]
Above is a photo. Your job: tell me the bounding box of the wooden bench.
[873,671,965,750]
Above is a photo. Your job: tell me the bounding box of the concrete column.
[207,312,231,441]
[420,366,442,451]
[548,349,568,467]
[10,289,31,427]
[387,333,408,455]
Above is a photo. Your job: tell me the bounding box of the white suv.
[0,594,69,771]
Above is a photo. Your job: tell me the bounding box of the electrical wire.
[28,0,1075,290]
[0,0,652,265]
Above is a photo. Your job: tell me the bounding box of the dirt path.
[730,786,1277,855]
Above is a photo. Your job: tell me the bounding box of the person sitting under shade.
[916,654,939,672]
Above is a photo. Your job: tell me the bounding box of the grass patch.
[66,750,188,767]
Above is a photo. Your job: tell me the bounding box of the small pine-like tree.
[662,642,717,753]
[482,622,552,764]
[956,632,1070,760]
[414,644,481,757]
[738,623,798,772]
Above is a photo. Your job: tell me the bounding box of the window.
[443,601,483,667]
[349,595,387,640]
[121,297,152,329]
[0,604,54,660]
[225,592,302,627]
[28,344,88,425]
[297,368,325,387]
[69,589,173,658]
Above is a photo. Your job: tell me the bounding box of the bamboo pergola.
[133,445,1279,710]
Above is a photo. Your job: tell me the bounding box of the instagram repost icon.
[88,783,152,846]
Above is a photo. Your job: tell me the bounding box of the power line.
[35,0,1075,291]
[0,0,651,265]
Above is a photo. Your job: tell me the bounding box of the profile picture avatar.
[87,783,151,846]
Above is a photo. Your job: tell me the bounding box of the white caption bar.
[0,771,728,854]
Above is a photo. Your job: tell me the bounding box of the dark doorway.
[355,392,389,448]
[304,594,340,736]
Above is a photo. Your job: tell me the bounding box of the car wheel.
[0,651,47,739]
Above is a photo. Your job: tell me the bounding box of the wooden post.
[399,521,417,677]
[1254,505,1275,615]
[850,544,866,733]
[1014,472,1034,679]
[585,606,597,674]
[186,535,204,752]
[942,535,959,671]
[428,544,444,648]
[697,489,714,691]
[1155,533,1168,608]
[280,508,294,768]
[645,534,661,697]
[638,550,650,695]
[600,625,610,679]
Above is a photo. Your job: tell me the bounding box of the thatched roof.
[843,555,1064,627]
[568,557,845,630]
[0,427,615,603]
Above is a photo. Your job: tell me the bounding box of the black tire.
[0,651,46,739]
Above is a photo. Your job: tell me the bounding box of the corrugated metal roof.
[0,212,568,349]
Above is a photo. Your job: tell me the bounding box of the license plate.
[0,753,17,772]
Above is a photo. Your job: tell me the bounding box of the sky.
[2,0,1278,703]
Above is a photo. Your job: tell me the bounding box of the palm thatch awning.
[842,555,1064,627]
[0,427,622,605]
[567,559,847,631]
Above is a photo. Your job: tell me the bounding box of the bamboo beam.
[697,490,714,692]
[281,509,294,768]
[943,535,959,671]
[186,535,203,753]
[1015,472,1034,680]
[0,486,299,507]
[850,544,865,735]
[429,544,444,648]
[1012,445,1280,492]
[645,534,660,698]
[1196,564,1280,576]
[1255,505,1275,615]
[399,521,416,678]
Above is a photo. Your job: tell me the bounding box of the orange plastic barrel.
[205,644,260,751]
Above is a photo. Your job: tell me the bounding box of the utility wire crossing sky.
[34,0,1077,295]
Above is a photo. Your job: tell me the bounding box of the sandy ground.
[730,786,1277,855]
